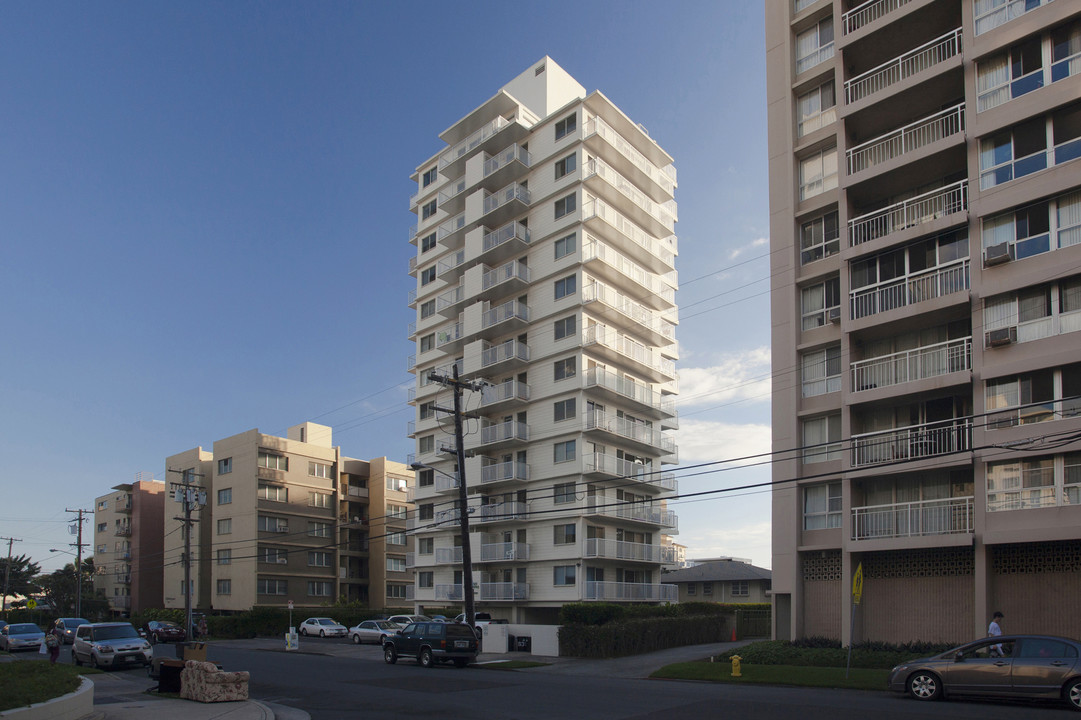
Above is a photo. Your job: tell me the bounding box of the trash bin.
[515,636,531,653]
[157,659,185,693]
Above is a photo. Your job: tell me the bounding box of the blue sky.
[1,1,774,574]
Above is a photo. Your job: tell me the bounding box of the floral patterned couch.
[179,660,250,703]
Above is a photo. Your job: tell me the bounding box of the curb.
[0,676,95,720]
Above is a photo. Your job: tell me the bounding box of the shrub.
[717,639,960,669]
[559,614,728,658]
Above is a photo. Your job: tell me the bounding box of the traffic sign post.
[846,562,863,678]
[285,600,297,651]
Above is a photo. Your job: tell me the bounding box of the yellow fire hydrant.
[730,655,742,677]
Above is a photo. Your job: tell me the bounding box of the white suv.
[73,622,153,669]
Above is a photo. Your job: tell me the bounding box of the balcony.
[480,541,530,562]
[436,322,464,352]
[844,28,962,105]
[851,418,972,467]
[850,258,969,320]
[585,367,676,419]
[583,581,678,602]
[482,144,531,191]
[583,116,676,199]
[437,249,467,281]
[479,582,529,601]
[435,547,463,565]
[842,0,914,35]
[852,337,971,393]
[481,300,530,333]
[582,238,676,310]
[849,180,967,247]
[480,339,530,373]
[975,0,1054,36]
[114,573,131,584]
[476,501,527,525]
[582,282,676,347]
[584,538,677,563]
[584,158,676,236]
[116,496,133,513]
[479,459,529,486]
[481,182,531,228]
[437,178,468,215]
[584,324,677,384]
[847,104,965,176]
[582,197,676,274]
[111,596,131,610]
[477,419,529,449]
[478,220,531,266]
[436,282,465,317]
[586,499,678,531]
[479,378,530,410]
[435,584,463,602]
[435,472,460,494]
[114,525,131,537]
[405,553,415,569]
[852,496,974,540]
[437,211,467,247]
[479,260,530,300]
[585,409,677,457]
[796,41,835,76]
[583,452,678,494]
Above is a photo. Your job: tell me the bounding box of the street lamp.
[411,461,476,631]
[49,548,85,618]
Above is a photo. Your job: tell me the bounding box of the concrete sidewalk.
[88,669,297,720]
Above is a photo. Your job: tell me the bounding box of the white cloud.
[677,347,771,407]
[728,236,769,260]
[674,418,771,465]
[678,520,772,568]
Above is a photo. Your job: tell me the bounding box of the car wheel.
[299,627,307,636]
[384,645,397,664]
[419,648,434,668]
[908,671,941,701]
[1065,678,1081,711]
[91,653,103,671]
[319,629,326,638]
[351,633,361,645]
[453,658,469,668]
[379,634,388,646]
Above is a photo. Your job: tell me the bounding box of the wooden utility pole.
[1,536,21,614]
[64,510,90,618]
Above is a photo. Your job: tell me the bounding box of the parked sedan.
[55,618,89,644]
[349,620,401,645]
[145,620,186,644]
[888,635,1081,711]
[299,617,348,637]
[387,614,430,626]
[0,623,45,652]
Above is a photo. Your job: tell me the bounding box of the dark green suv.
[383,622,478,668]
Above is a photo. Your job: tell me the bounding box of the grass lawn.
[0,661,101,712]
[651,661,889,691]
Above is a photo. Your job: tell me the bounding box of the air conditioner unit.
[828,307,841,323]
[984,242,1013,266]
[276,526,289,533]
[276,558,288,564]
[987,327,1016,347]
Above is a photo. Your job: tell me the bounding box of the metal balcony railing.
[482,220,531,254]
[852,496,973,540]
[851,418,972,467]
[480,378,530,407]
[480,542,530,562]
[583,539,677,563]
[479,420,529,445]
[482,300,529,329]
[850,258,969,320]
[481,339,530,367]
[480,459,529,484]
[435,584,463,601]
[585,410,676,455]
[480,582,529,601]
[437,212,466,242]
[582,198,676,268]
[435,547,463,564]
[852,337,971,391]
[482,260,530,291]
[586,499,678,529]
[583,582,678,602]
[847,104,964,175]
[845,28,962,104]
[582,238,676,305]
[477,501,527,523]
[849,180,967,246]
[584,452,678,493]
[582,282,676,343]
[584,116,676,195]
[482,182,531,216]
[440,116,510,170]
[584,325,676,380]
[483,144,531,177]
[585,158,676,230]
[586,367,675,415]
[842,0,913,35]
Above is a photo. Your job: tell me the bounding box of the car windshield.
[318,619,337,625]
[95,625,139,640]
[10,624,41,634]
[157,622,179,628]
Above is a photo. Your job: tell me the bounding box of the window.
[554,233,576,260]
[387,504,408,519]
[554,440,576,463]
[258,452,287,471]
[97,500,107,510]
[801,277,841,330]
[799,147,838,201]
[421,200,437,220]
[217,549,231,565]
[258,516,287,532]
[554,357,576,381]
[795,17,834,74]
[979,115,1050,189]
[422,167,437,187]
[419,402,435,420]
[418,435,435,454]
[554,398,576,422]
[687,583,697,596]
[554,275,576,300]
[258,579,287,595]
[387,558,407,572]
[730,581,748,597]
[555,153,576,179]
[97,522,107,532]
[258,484,287,502]
[983,189,1081,261]
[977,37,1044,113]
[217,488,232,505]
[262,548,287,564]
[1052,21,1081,83]
[216,579,231,595]
[988,456,1057,511]
[419,504,435,520]
[308,581,332,597]
[420,232,437,253]
[554,565,576,586]
[420,334,435,353]
[850,231,969,318]
[218,457,232,474]
[554,482,576,504]
[802,415,842,463]
[555,113,576,140]
[420,266,436,285]
[308,551,331,567]
[975,0,1052,35]
[308,521,331,538]
[309,491,332,508]
[418,571,434,588]
[387,532,407,546]
[554,316,576,340]
[984,275,1081,345]
[309,462,333,479]
[418,468,434,487]
[420,299,435,319]
[797,80,836,137]
[217,519,232,535]
[703,582,714,596]
[801,345,841,397]
[418,537,434,555]
[800,210,839,265]
[387,585,407,599]
[987,364,1080,427]
[555,193,576,219]
[803,482,842,529]
[554,524,577,544]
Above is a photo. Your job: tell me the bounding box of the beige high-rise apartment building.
[406,57,680,623]
[767,0,1081,644]
[93,476,166,616]
[163,423,413,612]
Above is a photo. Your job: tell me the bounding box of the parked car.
[72,622,152,669]
[387,614,430,626]
[145,620,186,644]
[888,634,1081,711]
[349,620,401,645]
[0,623,45,652]
[298,617,347,637]
[383,621,478,668]
[454,612,509,639]
[54,618,90,645]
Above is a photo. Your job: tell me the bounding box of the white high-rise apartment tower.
[407,57,680,623]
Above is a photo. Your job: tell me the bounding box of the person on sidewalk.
[988,611,1005,657]
[44,623,61,664]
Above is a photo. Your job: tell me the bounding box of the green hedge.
[717,639,959,670]
[558,601,757,626]
[558,614,728,658]
[130,606,395,639]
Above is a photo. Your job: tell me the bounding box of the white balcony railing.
[586,367,676,415]
[584,539,678,563]
[482,220,531,254]
[480,459,529,484]
[845,28,962,104]
[852,337,972,391]
[437,212,465,242]
[480,378,530,406]
[482,182,531,216]
[583,198,677,268]
[584,582,678,602]
[482,300,529,329]
[847,104,964,175]
[477,501,527,523]
[481,339,529,367]
[850,258,969,320]
[480,542,530,562]
[583,238,676,305]
[852,419,972,467]
[482,260,530,291]
[852,496,973,540]
[584,116,676,195]
[435,547,463,564]
[435,583,463,601]
[439,116,511,170]
[585,410,677,455]
[436,322,462,349]
[849,180,967,246]
[586,499,678,530]
[483,144,531,177]
[843,0,914,34]
[480,420,529,445]
[975,0,1054,36]
[584,324,677,379]
[582,282,676,342]
[480,582,529,601]
[585,158,676,231]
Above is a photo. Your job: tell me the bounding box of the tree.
[2,554,41,606]
[35,558,107,618]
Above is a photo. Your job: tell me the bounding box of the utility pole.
[168,469,205,641]
[64,510,90,618]
[1,536,21,614]
[428,364,487,632]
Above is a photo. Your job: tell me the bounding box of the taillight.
[440,640,446,649]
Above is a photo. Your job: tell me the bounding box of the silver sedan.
[349,620,401,645]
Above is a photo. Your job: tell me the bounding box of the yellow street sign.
[852,562,863,606]
[26,599,37,610]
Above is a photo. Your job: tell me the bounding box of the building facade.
[407,57,681,623]
[93,476,166,616]
[662,559,772,604]
[768,0,1081,644]
[163,423,413,612]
